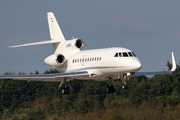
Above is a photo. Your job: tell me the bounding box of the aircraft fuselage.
[48,47,142,80]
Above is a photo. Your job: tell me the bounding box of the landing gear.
[60,78,70,95]
[122,85,128,89]
[106,77,115,93]
[122,74,128,90]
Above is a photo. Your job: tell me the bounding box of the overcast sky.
[0,0,180,74]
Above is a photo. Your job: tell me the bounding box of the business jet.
[0,12,176,94]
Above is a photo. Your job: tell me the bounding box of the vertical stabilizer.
[47,12,65,41]
[47,12,66,53]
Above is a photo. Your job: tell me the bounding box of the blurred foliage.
[0,62,180,119]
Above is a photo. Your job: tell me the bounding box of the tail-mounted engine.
[75,39,84,49]
[53,38,86,55]
[44,54,66,66]
[65,38,85,50]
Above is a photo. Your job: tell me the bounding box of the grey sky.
[0,1,180,74]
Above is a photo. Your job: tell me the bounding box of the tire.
[106,86,115,93]
[122,85,128,89]
[62,87,66,94]
[106,86,110,93]
[109,86,114,93]
[66,87,70,94]
[62,87,70,95]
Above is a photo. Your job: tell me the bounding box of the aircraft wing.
[133,71,172,76]
[0,71,89,81]
[132,52,176,77]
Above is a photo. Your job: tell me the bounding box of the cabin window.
[123,52,128,57]
[128,52,133,57]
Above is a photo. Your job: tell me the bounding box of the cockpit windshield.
[114,52,136,57]
[132,52,136,57]
[123,52,128,57]
[128,52,133,57]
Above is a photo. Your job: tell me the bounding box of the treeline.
[0,62,180,120]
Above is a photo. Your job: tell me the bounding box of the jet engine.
[75,39,84,49]
[64,38,85,51]
[44,54,66,66]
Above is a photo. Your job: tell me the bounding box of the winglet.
[171,52,176,72]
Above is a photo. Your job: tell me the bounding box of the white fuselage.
[47,47,142,81]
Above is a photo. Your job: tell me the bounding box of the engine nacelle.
[44,54,66,66]
[65,38,85,50]
[75,39,85,49]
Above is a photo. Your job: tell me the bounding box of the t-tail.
[47,12,65,53]
[9,12,65,53]
[9,12,85,55]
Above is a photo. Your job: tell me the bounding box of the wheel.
[109,86,114,93]
[62,87,66,94]
[122,85,128,89]
[106,86,115,93]
[106,86,110,93]
[66,87,70,94]
[62,87,70,95]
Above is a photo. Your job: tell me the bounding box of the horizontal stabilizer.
[9,40,60,48]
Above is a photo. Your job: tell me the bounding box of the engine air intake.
[75,39,84,49]
[56,54,65,64]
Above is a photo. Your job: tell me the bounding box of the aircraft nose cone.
[131,58,142,71]
[137,61,142,70]
[135,59,142,70]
